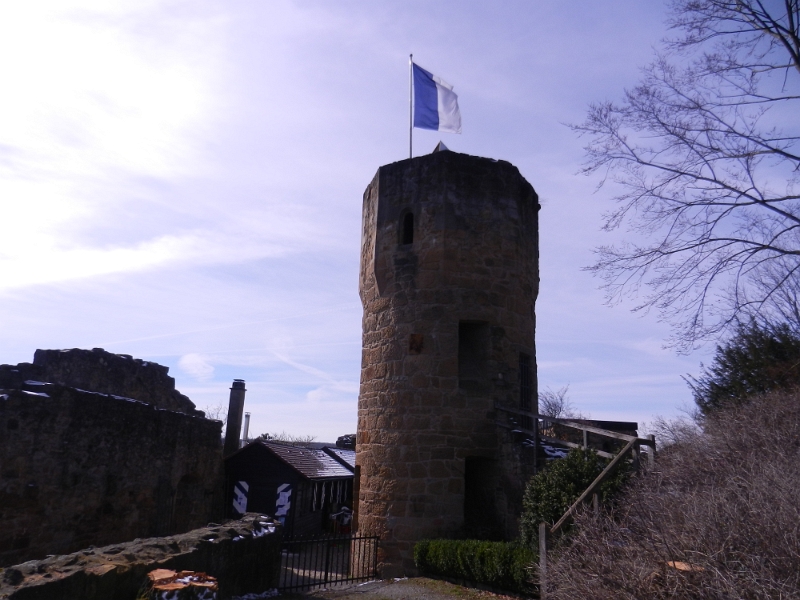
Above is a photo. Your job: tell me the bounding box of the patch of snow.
[252,523,276,538]
[541,444,568,459]
[110,394,143,403]
[69,387,148,405]
[22,390,49,398]
[24,380,48,386]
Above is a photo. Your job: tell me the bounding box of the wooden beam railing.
[494,404,656,468]
[496,404,658,600]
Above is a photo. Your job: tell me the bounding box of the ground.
[280,577,525,600]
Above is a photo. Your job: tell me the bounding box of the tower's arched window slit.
[401,212,414,245]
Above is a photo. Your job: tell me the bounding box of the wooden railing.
[495,405,655,470]
[495,405,656,599]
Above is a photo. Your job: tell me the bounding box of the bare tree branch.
[576,0,800,350]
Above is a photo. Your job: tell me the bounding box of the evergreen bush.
[519,448,630,548]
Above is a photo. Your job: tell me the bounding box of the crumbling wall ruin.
[0,514,281,600]
[0,350,223,568]
[2,348,201,416]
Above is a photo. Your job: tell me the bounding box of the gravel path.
[280,577,525,600]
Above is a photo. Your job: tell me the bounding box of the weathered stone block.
[0,514,280,600]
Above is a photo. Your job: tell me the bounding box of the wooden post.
[582,429,588,450]
[539,522,547,600]
[647,434,656,469]
[592,492,599,517]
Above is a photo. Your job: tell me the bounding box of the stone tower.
[355,150,540,575]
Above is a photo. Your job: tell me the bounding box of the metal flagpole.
[409,54,413,159]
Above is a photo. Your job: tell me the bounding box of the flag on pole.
[412,63,461,134]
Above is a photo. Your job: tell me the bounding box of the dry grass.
[545,390,800,599]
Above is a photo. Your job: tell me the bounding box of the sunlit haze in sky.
[0,1,712,441]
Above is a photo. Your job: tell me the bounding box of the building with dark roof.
[225,441,353,537]
[323,447,355,472]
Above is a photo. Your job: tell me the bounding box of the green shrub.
[414,538,535,593]
[519,448,629,548]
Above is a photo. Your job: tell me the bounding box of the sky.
[0,0,713,442]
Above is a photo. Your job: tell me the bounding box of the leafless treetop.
[576,0,800,350]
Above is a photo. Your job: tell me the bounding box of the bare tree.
[256,430,317,446]
[539,386,586,419]
[575,0,800,350]
[201,403,227,423]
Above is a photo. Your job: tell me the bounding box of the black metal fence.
[278,533,379,592]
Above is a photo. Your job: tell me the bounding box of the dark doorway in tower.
[401,211,414,245]
[458,321,489,392]
[463,456,502,540]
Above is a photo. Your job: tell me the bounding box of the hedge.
[414,538,535,593]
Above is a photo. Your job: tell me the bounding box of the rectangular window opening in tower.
[458,322,489,392]
[519,352,533,430]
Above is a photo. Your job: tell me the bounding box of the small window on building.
[401,211,414,245]
[519,352,533,430]
[459,322,489,390]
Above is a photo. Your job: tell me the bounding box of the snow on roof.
[323,447,355,471]
[258,441,352,480]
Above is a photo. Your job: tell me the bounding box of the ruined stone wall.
[0,514,280,600]
[4,348,202,416]
[0,380,223,567]
[356,151,539,576]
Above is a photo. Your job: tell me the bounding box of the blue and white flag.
[412,63,461,134]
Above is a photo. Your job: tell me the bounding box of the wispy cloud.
[270,350,359,396]
[178,352,215,381]
[0,0,713,442]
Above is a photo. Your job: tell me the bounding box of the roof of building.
[256,440,352,480]
[322,447,355,471]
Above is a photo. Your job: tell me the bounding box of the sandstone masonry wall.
[0,362,223,567]
[356,151,539,576]
[0,514,281,600]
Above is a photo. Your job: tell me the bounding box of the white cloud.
[0,2,218,176]
[0,0,717,442]
[0,226,303,292]
[0,1,237,290]
[178,353,215,381]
